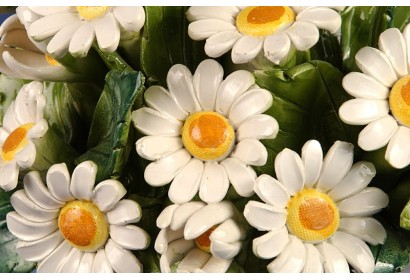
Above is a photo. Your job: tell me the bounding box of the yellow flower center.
[236,6,295,37]
[182,111,235,161]
[58,200,109,252]
[195,225,218,253]
[1,123,34,162]
[44,53,60,66]
[286,189,339,243]
[389,75,410,127]
[76,6,110,20]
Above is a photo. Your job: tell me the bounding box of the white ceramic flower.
[132,59,278,204]
[244,140,389,273]
[6,160,149,273]
[186,6,343,64]
[339,25,410,169]
[0,81,48,191]
[154,201,247,273]
[19,6,145,57]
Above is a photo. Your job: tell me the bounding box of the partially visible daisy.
[339,25,410,169]
[244,140,388,273]
[6,160,149,273]
[132,59,278,204]
[155,201,247,272]
[18,6,145,58]
[186,6,343,65]
[0,14,78,81]
[0,81,48,191]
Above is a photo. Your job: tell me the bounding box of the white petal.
[231,139,268,166]
[231,35,263,64]
[403,24,410,69]
[106,199,142,226]
[303,244,324,273]
[46,163,74,202]
[342,72,390,100]
[221,157,256,197]
[156,204,179,229]
[14,141,36,169]
[6,211,57,241]
[378,28,408,77]
[274,148,305,195]
[267,235,306,273]
[47,21,84,56]
[186,7,236,23]
[177,248,211,272]
[296,7,342,34]
[2,101,20,132]
[243,200,287,231]
[91,179,126,212]
[229,88,273,128]
[92,249,113,273]
[170,201,205,231]
[286,21,319,51]
[188,19,236,40]
[0,162,19,192]
[339,217,387,246]
[204,30,242,58]
[132,107,182,137]
[110,225,150,250]
[210,239,242,259]
[0,128,9,146]
[358,115,398,151]
[154,227,184,254]
[16,230,63,262]
[160,239,195,273]
[58,247,83,273]
[263,32,292,65]
[355,46,398,87]
[254,174,290,208]
[37,240,72,273]
[210,219,246,243]
[28,7,74,16]
[337,187,389,217]
[339,98,389,125]
[316,141,354,192]
[301,140,323,187]
[105,239,142,273]
[200,256,232,273]
[315,242,349,273]
[144,86,188,121]
[199,161,229,204]
[193,59,223,111]
[112,6,144,32]
[95,13,120,53]
[236,114,279,141]
[252,227,289,259]
[76,252,95,273]
[70,160,97,201]
[27,120,48,139]
[329,231,375,273]
[28,13,79,41]
[386,126,410,169]
[24,171,64,209]
[68,22,95,57]
[166,64,201,113]
[168,158,203,204]
[10,190,59,222]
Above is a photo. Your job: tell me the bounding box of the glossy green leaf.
[0,75,25,126]
[390,6,410,30]
[401,200,410,230]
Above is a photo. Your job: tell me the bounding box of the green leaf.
[75,70,145,182]
[400,200,410,230]
[390,6,410,30]
[0,75,25,126]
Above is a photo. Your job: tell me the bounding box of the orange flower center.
[1,123,34,162]
[389,75,410,127]
[195,225,218,253]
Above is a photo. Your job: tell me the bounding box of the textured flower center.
[182,111,235,161]
[287,189,339,243]
[1,123,34,162]
[389,75,410,127]
[44,53,60,66]
[195,225,218,253]
[76,6,110,20]
[58,200,109,252]
[236,6,295,37]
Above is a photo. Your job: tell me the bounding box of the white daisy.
[0,81,48,191]
[154,201,247,273]
[6,160,149,273]
[131,59,278,204]
[244,140,389,273]
[19,6,145,58]
[339,25,410,169]
[186,6,343,65]
[0,14,77,81]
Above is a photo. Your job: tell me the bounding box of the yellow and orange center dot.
[1,123,34,162]
[58,200,109,252]
[182,111,235,161]
[44,53,60,66]
[195,225,218,253]
[286,189,339,243]
[236,6,295,37]
[76,6,110,20]
[389,75,410,127]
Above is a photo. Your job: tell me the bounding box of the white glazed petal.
[154,227,184,254]
[252,227,289,259]
[132,107,182,137]
[91,179,126,212]
[378,28,408,77]
[338,98,389,125]
[170,201,205,231]
[14,141,36,169]
[6,211,57,241]
[231,139,268,166]
[204,30,242,58]
[329,231,375,273]
[188,19,236,40]
[404,24,410,69]
[70,160,97,201]
[342,72,390,100]
[37,241,72,273]
[27,120,48,139]
[106,199,142,226]
[28,13,79,41]
[301,140,323,188]
[303,244,324,273]
[28,7,74,16]
[316,141,354,192]
[254,174,290,209]
[105,239,142,273]
[156,204,179,229]
[385,126,410,169]
[136,136,183,161]
[286,21,319,51]
[264,32,292,65]
[358,115,398,151]
[221,157,256,197]
[210,219,246,243]
[200,256,232,273]
[199,161,229,204]
[160,239,195,273]
[243,200,287,231]
[68,23,95,57]
[144,86,188,121]
[337,187,389,217]
[186,7,237,23]
[46,163,74,202]
[0,162,19,192]
[267,236,306,273]
[92,249,113,273]
[339,217,387,246]
[0,128,8,146]
[315,242,349,273]
[231,35,263,64]
[110,225,150,250]
[355,46,398,87]
[95,13,120,53]
[77,252,95,273]
[210,239,242,259]
[58,247,83,273]
[296,7,341,34]
[113,6,145,32]
[274,148,305,195]
[16,230,63,262]
[47,21,84,56]
[177,248,210,272]
[236,114,279,141]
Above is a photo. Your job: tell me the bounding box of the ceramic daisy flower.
[154,201,247,272]
[244,140,389,273]
[6,160,149,273]
[19,6,145,57]
[339,25,410,169]
[186,6,343,64]
[0,81,48,191]
[132,59,278,204]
